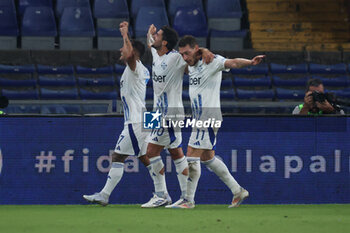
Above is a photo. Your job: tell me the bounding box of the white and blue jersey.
[151,47,186,120]
[115,61,150,156]
[188,55,228,121]
[187,55,228,150]
[146,48,186,148]
[120,60,150,124]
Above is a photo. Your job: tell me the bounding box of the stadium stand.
[134,6,169,43]
[1,0,350,115]
[173,6,208,47]
[206,0,242,31]
[168,0,204,22]
[40,87,79,99]
[5,104,41,113]
[94,0,129,50]
[309,63,347,75]
[130,0,165,18]
[21,6,57,50]
[59,7,95,50]
[56,0,91,17]
[93,0,129,28]
[210,29,247,51]
[270,63,308,74]
[37,64,74,74]
[206,0,247,51]
[233,76,271,87]
[80,88,118,100]
[0,64,36,73]
[2,89,39,100]
[236,88,275,100]
[220,89,235,100]
[313,76,349,87]
[231,63,269,75]
[275,88,304,100]
[39,75,76,86]
[77,76,115,86]
[272,75,308,87]
[41,104,81,114]
[18,0,53,15]
[0,6,19,49]
[247,0,350,51]
[76,65,114,74]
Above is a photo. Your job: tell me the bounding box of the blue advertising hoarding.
[0,116,349,204]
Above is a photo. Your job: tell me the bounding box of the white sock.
[147,156,166,198]
[202,156,241,195]
[101,162,124,196]
[174,156,189,199]
[186,157,201,203]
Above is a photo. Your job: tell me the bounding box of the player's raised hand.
[251,55,265,65]
[148,24,157,35]
[119,21,129,37]
[147,24,156,47]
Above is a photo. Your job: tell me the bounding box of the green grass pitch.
[0,204,349,233]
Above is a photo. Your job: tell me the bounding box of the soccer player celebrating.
[83,21,171,206]
[172,35,265,208]
[141,25,214,208]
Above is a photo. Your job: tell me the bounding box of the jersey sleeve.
[211,55,229,72]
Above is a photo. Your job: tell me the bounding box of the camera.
[309,91,327,102]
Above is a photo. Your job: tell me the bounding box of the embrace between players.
[83,21,265,208]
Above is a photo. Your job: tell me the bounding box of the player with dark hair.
[83,22,173,206]
[141,25,214,208]
[172,35,265,208]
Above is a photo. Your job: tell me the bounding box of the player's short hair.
[306,78,323,91]
[131,40,145,58]
[178,35,198,48]
[160,26,178,51]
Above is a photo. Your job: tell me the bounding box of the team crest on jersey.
[161,62,167,70]
[197,64,203,72]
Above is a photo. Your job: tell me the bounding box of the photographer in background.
[0,95,9,115]
[292,78,344,115]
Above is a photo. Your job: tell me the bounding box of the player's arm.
[120,21,136,71]
[147,24,156,48]
[224,55,265,69]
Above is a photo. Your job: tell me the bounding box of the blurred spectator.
[292,78,344,115]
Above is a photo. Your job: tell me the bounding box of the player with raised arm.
[141,25,214,208]
[83,22,171,206]
[170,35,265,208]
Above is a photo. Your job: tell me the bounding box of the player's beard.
[152,42,162,50]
